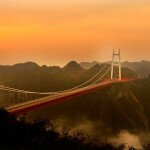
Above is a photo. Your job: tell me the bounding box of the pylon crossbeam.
[111,49,122,80]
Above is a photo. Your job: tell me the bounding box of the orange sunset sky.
[0,0,150,66]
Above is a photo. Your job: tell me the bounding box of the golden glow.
[0,1,150,65]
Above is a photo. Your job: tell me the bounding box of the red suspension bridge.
[0,50,135,114]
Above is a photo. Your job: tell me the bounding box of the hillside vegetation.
[0,61,136,92]
[80,60,150,77]
[0,62,150,149]
[1,108,150,150]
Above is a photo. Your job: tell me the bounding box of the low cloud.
[109,130,142,149]
[50,116,150,149]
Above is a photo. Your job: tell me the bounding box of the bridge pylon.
[111,49,122,80]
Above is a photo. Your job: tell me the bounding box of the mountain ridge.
[80,61,100,70]
[80,60,150,77]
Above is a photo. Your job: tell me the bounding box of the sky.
[0,0,150,66]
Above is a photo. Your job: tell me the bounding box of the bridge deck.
[6,79,132,114]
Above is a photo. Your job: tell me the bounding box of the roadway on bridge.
[6,79,131,114]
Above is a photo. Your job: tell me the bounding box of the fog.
[47,116,150,149]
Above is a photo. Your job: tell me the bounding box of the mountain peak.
[63,61,83,72]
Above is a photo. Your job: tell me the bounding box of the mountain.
[13,62,39,70]
[0,61,137,107]
[63,61,83,72]
[80,60,150,77]
[0,61,136,91]
[0,61,86,93]
[122,61,150,77]
[0,61,150,146]
[80,64,137,82]
[79,61,100,69]
[26,79,149,134]
[1,61,149,137]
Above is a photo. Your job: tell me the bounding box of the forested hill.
[80,60,150,77]
[122,61,150,77]
[0,62,150,149]
[26,78,150,133]
[0,61,137,92]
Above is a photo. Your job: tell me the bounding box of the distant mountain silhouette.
[0,61,136,92]
[80,60,150,77]
[82,64,137,80]
[0,61,85,93]
[63,61,83,72]
[122,61,150,77]
[13,62,39,70]
[80,61,100,69]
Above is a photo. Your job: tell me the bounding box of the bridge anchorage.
[111,49,122,80]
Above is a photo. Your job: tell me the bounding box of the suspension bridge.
[0,50,135,114]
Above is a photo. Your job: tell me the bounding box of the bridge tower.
[111,49,122,80]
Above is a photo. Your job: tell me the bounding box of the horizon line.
[0,59,150,67]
